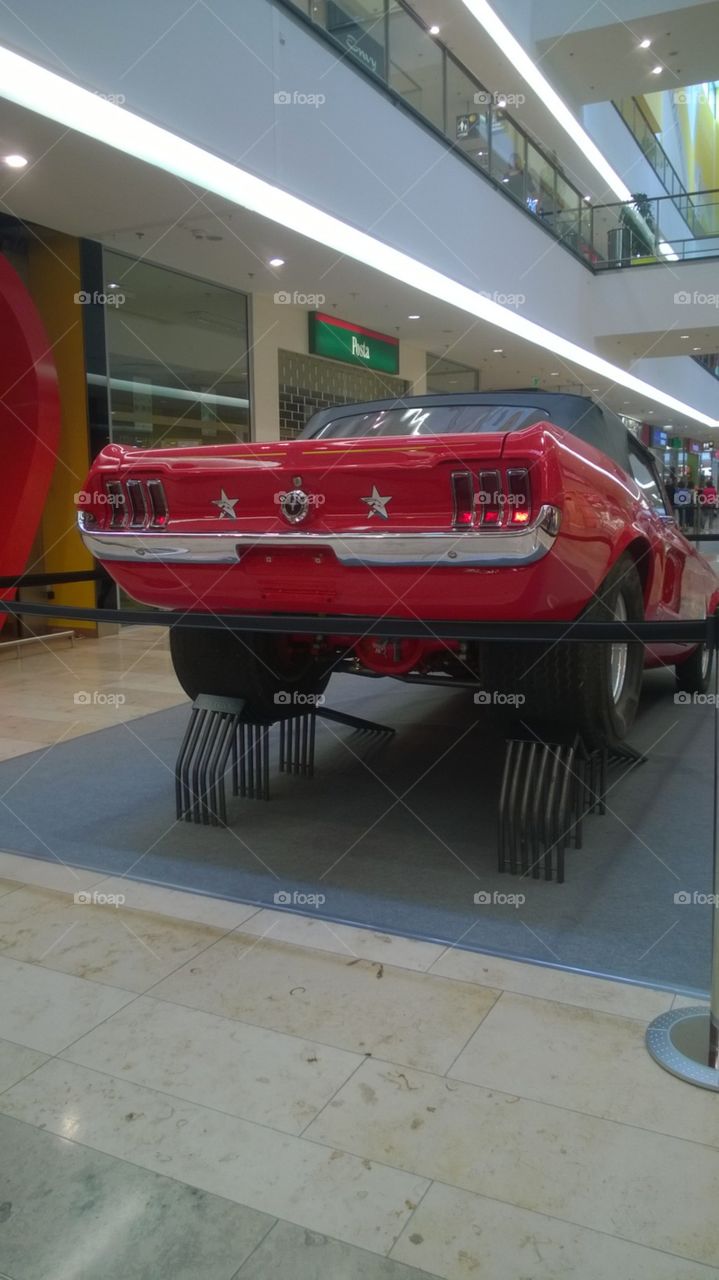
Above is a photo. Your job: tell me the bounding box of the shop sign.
[669,437,683,448]
[690,442,701,454]
[326,2,385,78]
[651,428,668,447]
[309,312,399,374]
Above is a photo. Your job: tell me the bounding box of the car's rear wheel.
[169,626,332,720]
[675,641,713,695]
[479,554,645,748]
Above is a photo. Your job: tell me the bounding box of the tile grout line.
[1,1096,717,1277]
[229,1216,282,1279]
[442,987,505,1078]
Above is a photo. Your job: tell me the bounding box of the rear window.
[305,405,546,440]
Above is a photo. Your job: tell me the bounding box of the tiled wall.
[278,350,409,439]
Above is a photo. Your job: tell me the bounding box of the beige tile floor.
[0,630,717,1279]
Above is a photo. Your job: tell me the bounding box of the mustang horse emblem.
[280,489,311,524]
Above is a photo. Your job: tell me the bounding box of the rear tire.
[169,626,332,720]
[479,554,645,748]
[675,642,713,695]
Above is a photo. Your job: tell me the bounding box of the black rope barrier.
[0,597,715,646]
[0,569,104,589]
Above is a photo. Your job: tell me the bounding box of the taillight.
[126,479,148,527]
[451,471,475,527]
[105,480,126,527]
[506,469,531,525]
[478,470,502,526]
[102,478,168,528]
[147,479,169,527]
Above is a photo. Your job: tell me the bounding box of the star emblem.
[212,489,239,519]
[361,484,392,520]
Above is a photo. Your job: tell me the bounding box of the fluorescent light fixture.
[2,153,27,167]
[408,313,420,319]
[639,38,651,49]
[268,256,285,267]
[457,0,632,201]
[492,348,503,353]
[0,45,715,428]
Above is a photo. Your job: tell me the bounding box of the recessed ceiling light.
[2,153,27,168]
[693,346,701,351]
[551,371,559,376]
[583,195,591,202]
[680,334,689,339]
[492,348,503,353]
[268,257,285,267]
[107,282,120,290]
[639,38,651,49]
[651,65,662,74]
[3,43,716,429]
[408,313,420,319]
[429,24,440,35]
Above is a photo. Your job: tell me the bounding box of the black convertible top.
[303,390,638,473]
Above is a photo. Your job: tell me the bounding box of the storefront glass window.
[426,353,479,392]
[101,251,250,450]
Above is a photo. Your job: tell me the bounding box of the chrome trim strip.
[78,506,560,568]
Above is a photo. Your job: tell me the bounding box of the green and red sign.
[309,312,399,375]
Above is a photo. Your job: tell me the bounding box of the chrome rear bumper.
[78,506,560,569]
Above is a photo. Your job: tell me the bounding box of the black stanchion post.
[645,609,719,1089]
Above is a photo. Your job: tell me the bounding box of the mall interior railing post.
[646,609,719,1089]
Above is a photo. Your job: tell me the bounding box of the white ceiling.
[0,94,715,432]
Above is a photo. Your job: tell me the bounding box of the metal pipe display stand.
[176,695,395,826]
[497,732,645,883]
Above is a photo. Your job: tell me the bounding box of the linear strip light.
[458,0,633,202]
[0,46,715,428]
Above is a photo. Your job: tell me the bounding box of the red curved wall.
[0,252,62,629]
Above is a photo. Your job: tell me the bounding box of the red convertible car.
[78,391,719,746]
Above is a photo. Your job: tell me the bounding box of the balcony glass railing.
[614,98,712,238]
[588,189,719,268]
[284,1,719,270]
[285,0,596,265]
